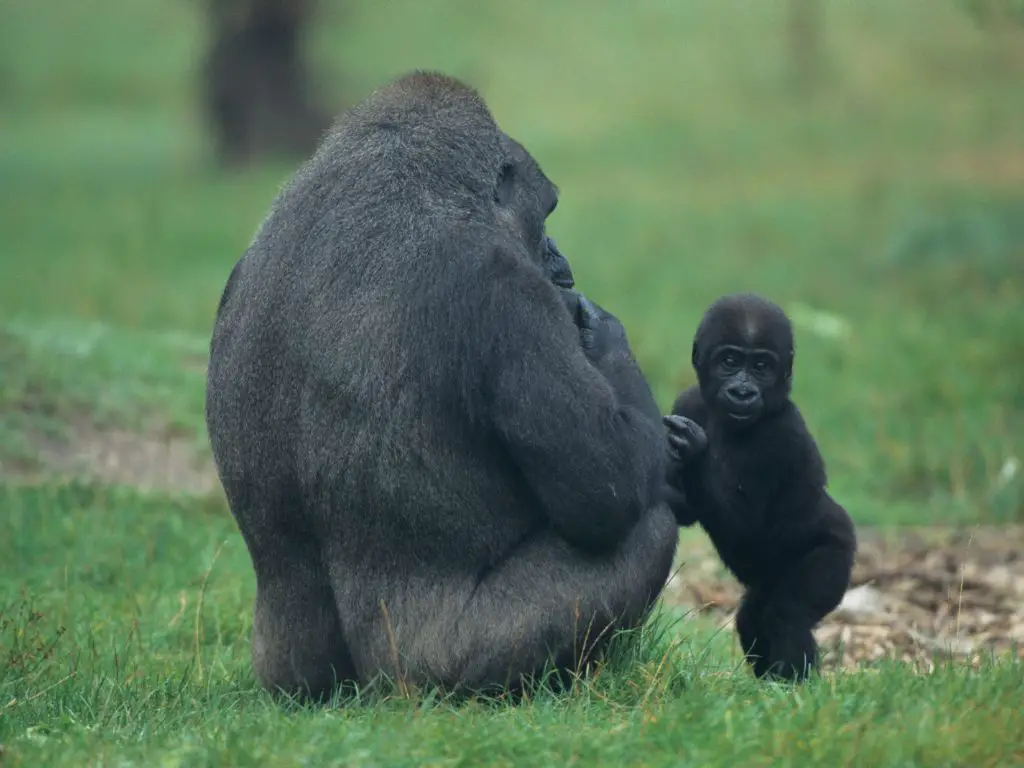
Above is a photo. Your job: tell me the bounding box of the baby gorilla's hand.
[662,414,707,464]
[662,414,707,527]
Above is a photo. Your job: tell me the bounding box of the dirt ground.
[663,526,1024,671]
[3,415,219,496]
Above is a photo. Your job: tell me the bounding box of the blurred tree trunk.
[786,0,824,95]
[201,0,332,168]
[960,0,1024,27]
[960,0,1024,70]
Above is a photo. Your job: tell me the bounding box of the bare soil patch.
[3,414,220,497]
[664,525,1024,672]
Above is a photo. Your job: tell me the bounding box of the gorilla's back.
[205,153,542,587]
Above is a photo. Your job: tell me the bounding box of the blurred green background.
[1,0,1022,524]
[2,3,1024,764]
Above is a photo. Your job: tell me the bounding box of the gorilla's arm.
[671,384,709,426]
[571,294,662,424]
[557,288,662,425]
[663,386,710,526]
[483,262,665,555]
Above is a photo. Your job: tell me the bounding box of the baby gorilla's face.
[705,342,781,425]
[692,293,795,429]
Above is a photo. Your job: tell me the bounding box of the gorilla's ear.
[786,348,795,380]
[691,342,699,370]
[495,161,516,206]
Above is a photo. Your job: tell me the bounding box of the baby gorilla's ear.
[691,341,699,370]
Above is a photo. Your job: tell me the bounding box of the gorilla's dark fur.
[663,293,856,682]
[205,71,678,700]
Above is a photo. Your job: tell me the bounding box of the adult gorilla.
[205,71,678,700]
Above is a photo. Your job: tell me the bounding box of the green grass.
[1,0,1023,764]
[3,486,1023,767]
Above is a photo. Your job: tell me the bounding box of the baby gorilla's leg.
[756,544,852,681]
[735,588,772,677]
[738,588,815,682]
[763,624,818,682]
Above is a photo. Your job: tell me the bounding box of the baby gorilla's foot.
[760,626,818,682]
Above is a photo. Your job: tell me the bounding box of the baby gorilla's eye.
[753,360,768,372]
[722,354,739,368]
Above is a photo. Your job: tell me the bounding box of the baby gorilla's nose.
[726,385,758,403]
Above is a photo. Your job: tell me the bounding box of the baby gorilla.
[663,293,857,682]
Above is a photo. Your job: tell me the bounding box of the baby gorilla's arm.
[662,414,707,526]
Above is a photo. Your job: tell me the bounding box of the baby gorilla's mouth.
[727,411,756,422]
[723,403,763,424]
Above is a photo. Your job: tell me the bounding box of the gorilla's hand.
[575,294,630,364]
[662,414,707,527]
[557,288,659,421]
[661,481,695,526]
[663,414,708,465]
[560,286,582,321]
[544,236,574,289]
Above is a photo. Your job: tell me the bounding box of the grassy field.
[1,1,1023,765]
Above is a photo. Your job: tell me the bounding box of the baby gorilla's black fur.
[663,293,857,682]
